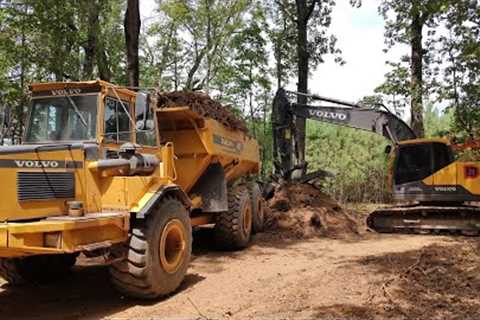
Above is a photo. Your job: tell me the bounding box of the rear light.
[465,166,479,179]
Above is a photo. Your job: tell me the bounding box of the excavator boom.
[292,104,415,142]
[272,88,415,178]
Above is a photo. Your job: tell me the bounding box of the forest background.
[0,0,478,203]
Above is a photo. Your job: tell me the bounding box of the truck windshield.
[26,95,97,142]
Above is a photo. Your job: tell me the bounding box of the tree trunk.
[97,47,112,81]
[294,0,311,175]
[205,0,212,93]
[82,0,99,80]
[124,0,141,87]
[410,5,425,137]
[275,13,287,89]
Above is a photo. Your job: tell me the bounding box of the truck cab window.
[26,95,97,142]
[104,97,131,143]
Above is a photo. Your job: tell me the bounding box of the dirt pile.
[265,183,364,239]
[360,242,480,319]
[154,91,248,132]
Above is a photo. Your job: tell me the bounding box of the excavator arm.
[272,88,416,178]
[292,104,415,142]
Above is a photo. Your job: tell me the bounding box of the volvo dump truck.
[0,80,263,299]
[273,88,480,235]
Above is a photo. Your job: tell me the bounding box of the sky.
[139,0,408,103]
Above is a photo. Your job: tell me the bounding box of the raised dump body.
[0,80,263,299]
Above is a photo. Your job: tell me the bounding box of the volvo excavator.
[272,88,480,235]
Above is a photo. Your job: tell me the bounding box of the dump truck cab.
[0,81,147,256]
[0,80,261,298]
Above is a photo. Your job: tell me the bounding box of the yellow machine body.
[389,138,480,203]
[0,80,259,257]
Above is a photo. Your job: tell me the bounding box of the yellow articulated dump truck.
[0,80,262,299]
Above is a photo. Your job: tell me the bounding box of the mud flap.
[190,163,228,213]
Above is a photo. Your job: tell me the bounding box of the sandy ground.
[0,227,474,320]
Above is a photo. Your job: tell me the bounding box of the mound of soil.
[265,183,364,239]
[154,91,248,132]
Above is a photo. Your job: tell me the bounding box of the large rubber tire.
[248,182,265,234]
[110,196,192,299]
[215,185,252,250]
[0,254,77,285]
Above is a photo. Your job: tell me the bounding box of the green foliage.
[0,0,478,194]
[423,103,452,137]
[0,0,126,140]
[435,0,480,136]
[266,0,344,87]
[374,61,410,117]
[305,121,390,203]
[378,0,479,137]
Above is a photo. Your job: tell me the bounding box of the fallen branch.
[188,296,208,320]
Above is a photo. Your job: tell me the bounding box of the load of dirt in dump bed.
[265,183,364,239]
[154,91,248,132]
[358,242,480,319]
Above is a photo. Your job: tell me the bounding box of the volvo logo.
[308,109,348,121]
[50,88,82,96]
[14,160,60,168]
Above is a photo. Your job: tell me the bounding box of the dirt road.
[0,227,476,320]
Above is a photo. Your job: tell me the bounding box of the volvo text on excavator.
[272,88,480,235]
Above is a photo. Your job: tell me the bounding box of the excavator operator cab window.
[394,142,454,185]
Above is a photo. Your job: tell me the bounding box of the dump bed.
[153,92,260,193]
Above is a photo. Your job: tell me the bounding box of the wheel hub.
[159,219,186,274]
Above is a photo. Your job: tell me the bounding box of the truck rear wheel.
[215,185,253,250]
[248,182,265,233]
[0,254,77,285]
[110,196,192,299]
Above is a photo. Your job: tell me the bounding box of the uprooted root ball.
[265,183,364,239]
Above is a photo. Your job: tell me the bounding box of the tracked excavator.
[272,88,480,235]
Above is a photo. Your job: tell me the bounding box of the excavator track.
[367,204,480,236]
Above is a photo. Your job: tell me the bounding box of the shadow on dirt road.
[0,264,207,320]
[0,229,224,320]
[0,227,307,319]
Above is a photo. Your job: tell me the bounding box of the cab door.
[103,96,133,147]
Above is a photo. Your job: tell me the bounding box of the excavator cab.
[392,140,456,202]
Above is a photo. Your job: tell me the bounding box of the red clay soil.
[266,183,364,239]
[154,91,248,132]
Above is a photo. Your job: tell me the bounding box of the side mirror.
[135,120,145,131]
[145,119,154,130]
[135,92,150,130]
[385,145,392,155]
[136,119,155,131]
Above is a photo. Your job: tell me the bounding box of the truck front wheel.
[0,254,77,285]
[110,196,192,299]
